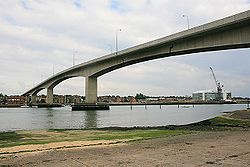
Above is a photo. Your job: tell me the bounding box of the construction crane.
[210,67,223,101]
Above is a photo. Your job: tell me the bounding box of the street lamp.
[116,29,122,55]
[182,15,190,30]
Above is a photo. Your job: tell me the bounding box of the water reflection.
[45,108,55,129]
[84,110,97,128]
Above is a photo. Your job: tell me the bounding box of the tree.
[135,93,146,100]
[0,93,7,104]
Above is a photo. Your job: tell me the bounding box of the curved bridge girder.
[48,75,81,89]
[32,87,45,96]
[90,21,250,77]
[22,10,250,104]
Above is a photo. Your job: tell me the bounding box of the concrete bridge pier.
[46,87,53,104]
[71,76,110,110]
[85,76,97,103]
[31,94,37,104]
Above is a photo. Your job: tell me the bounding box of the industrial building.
[192,90,231,101]
[192,67,232,102]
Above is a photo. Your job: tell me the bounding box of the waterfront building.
[6,96,27,105]
[146,97,159,102]
[53,95,65,104]
[129,97,137,103]
[64,95,81,104]
[192,90,231,101]
[98,95,132,103]
[73,95,81,103]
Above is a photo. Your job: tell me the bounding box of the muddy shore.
[0,109,249,166]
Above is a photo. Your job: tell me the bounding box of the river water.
[0,104,247,132]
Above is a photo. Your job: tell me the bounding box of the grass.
[177,114,250,131]
[210,116,250,127]
[87,129,188,140]
[0,131,62,148]
[0,129,188,148]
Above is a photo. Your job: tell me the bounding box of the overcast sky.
[0,0,249,97]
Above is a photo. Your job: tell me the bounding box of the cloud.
[0,0,249,96]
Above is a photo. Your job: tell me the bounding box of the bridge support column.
[85,76,97,103]
[31,94,37,104]
[46,87,53,104]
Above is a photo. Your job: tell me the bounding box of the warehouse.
[192,90,231,101]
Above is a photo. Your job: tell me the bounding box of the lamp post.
[182,15,190,29]
[116,29,122,55]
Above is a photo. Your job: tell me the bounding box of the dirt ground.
[0,130,249,167]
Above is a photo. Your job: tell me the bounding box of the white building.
[192,90,231,101]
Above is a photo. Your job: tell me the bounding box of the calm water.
[0,104,246,132]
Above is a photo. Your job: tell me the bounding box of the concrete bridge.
[23,10,250,104]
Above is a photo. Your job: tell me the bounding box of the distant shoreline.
[0,101,239,108]
[0,104,23,108]
[109,101,237,106]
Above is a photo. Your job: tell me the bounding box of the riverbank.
[0,100,239,108]
[0,109,249,166]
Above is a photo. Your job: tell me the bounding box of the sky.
[0,0,249,97]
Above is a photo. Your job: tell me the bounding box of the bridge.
[23,10,250,104]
